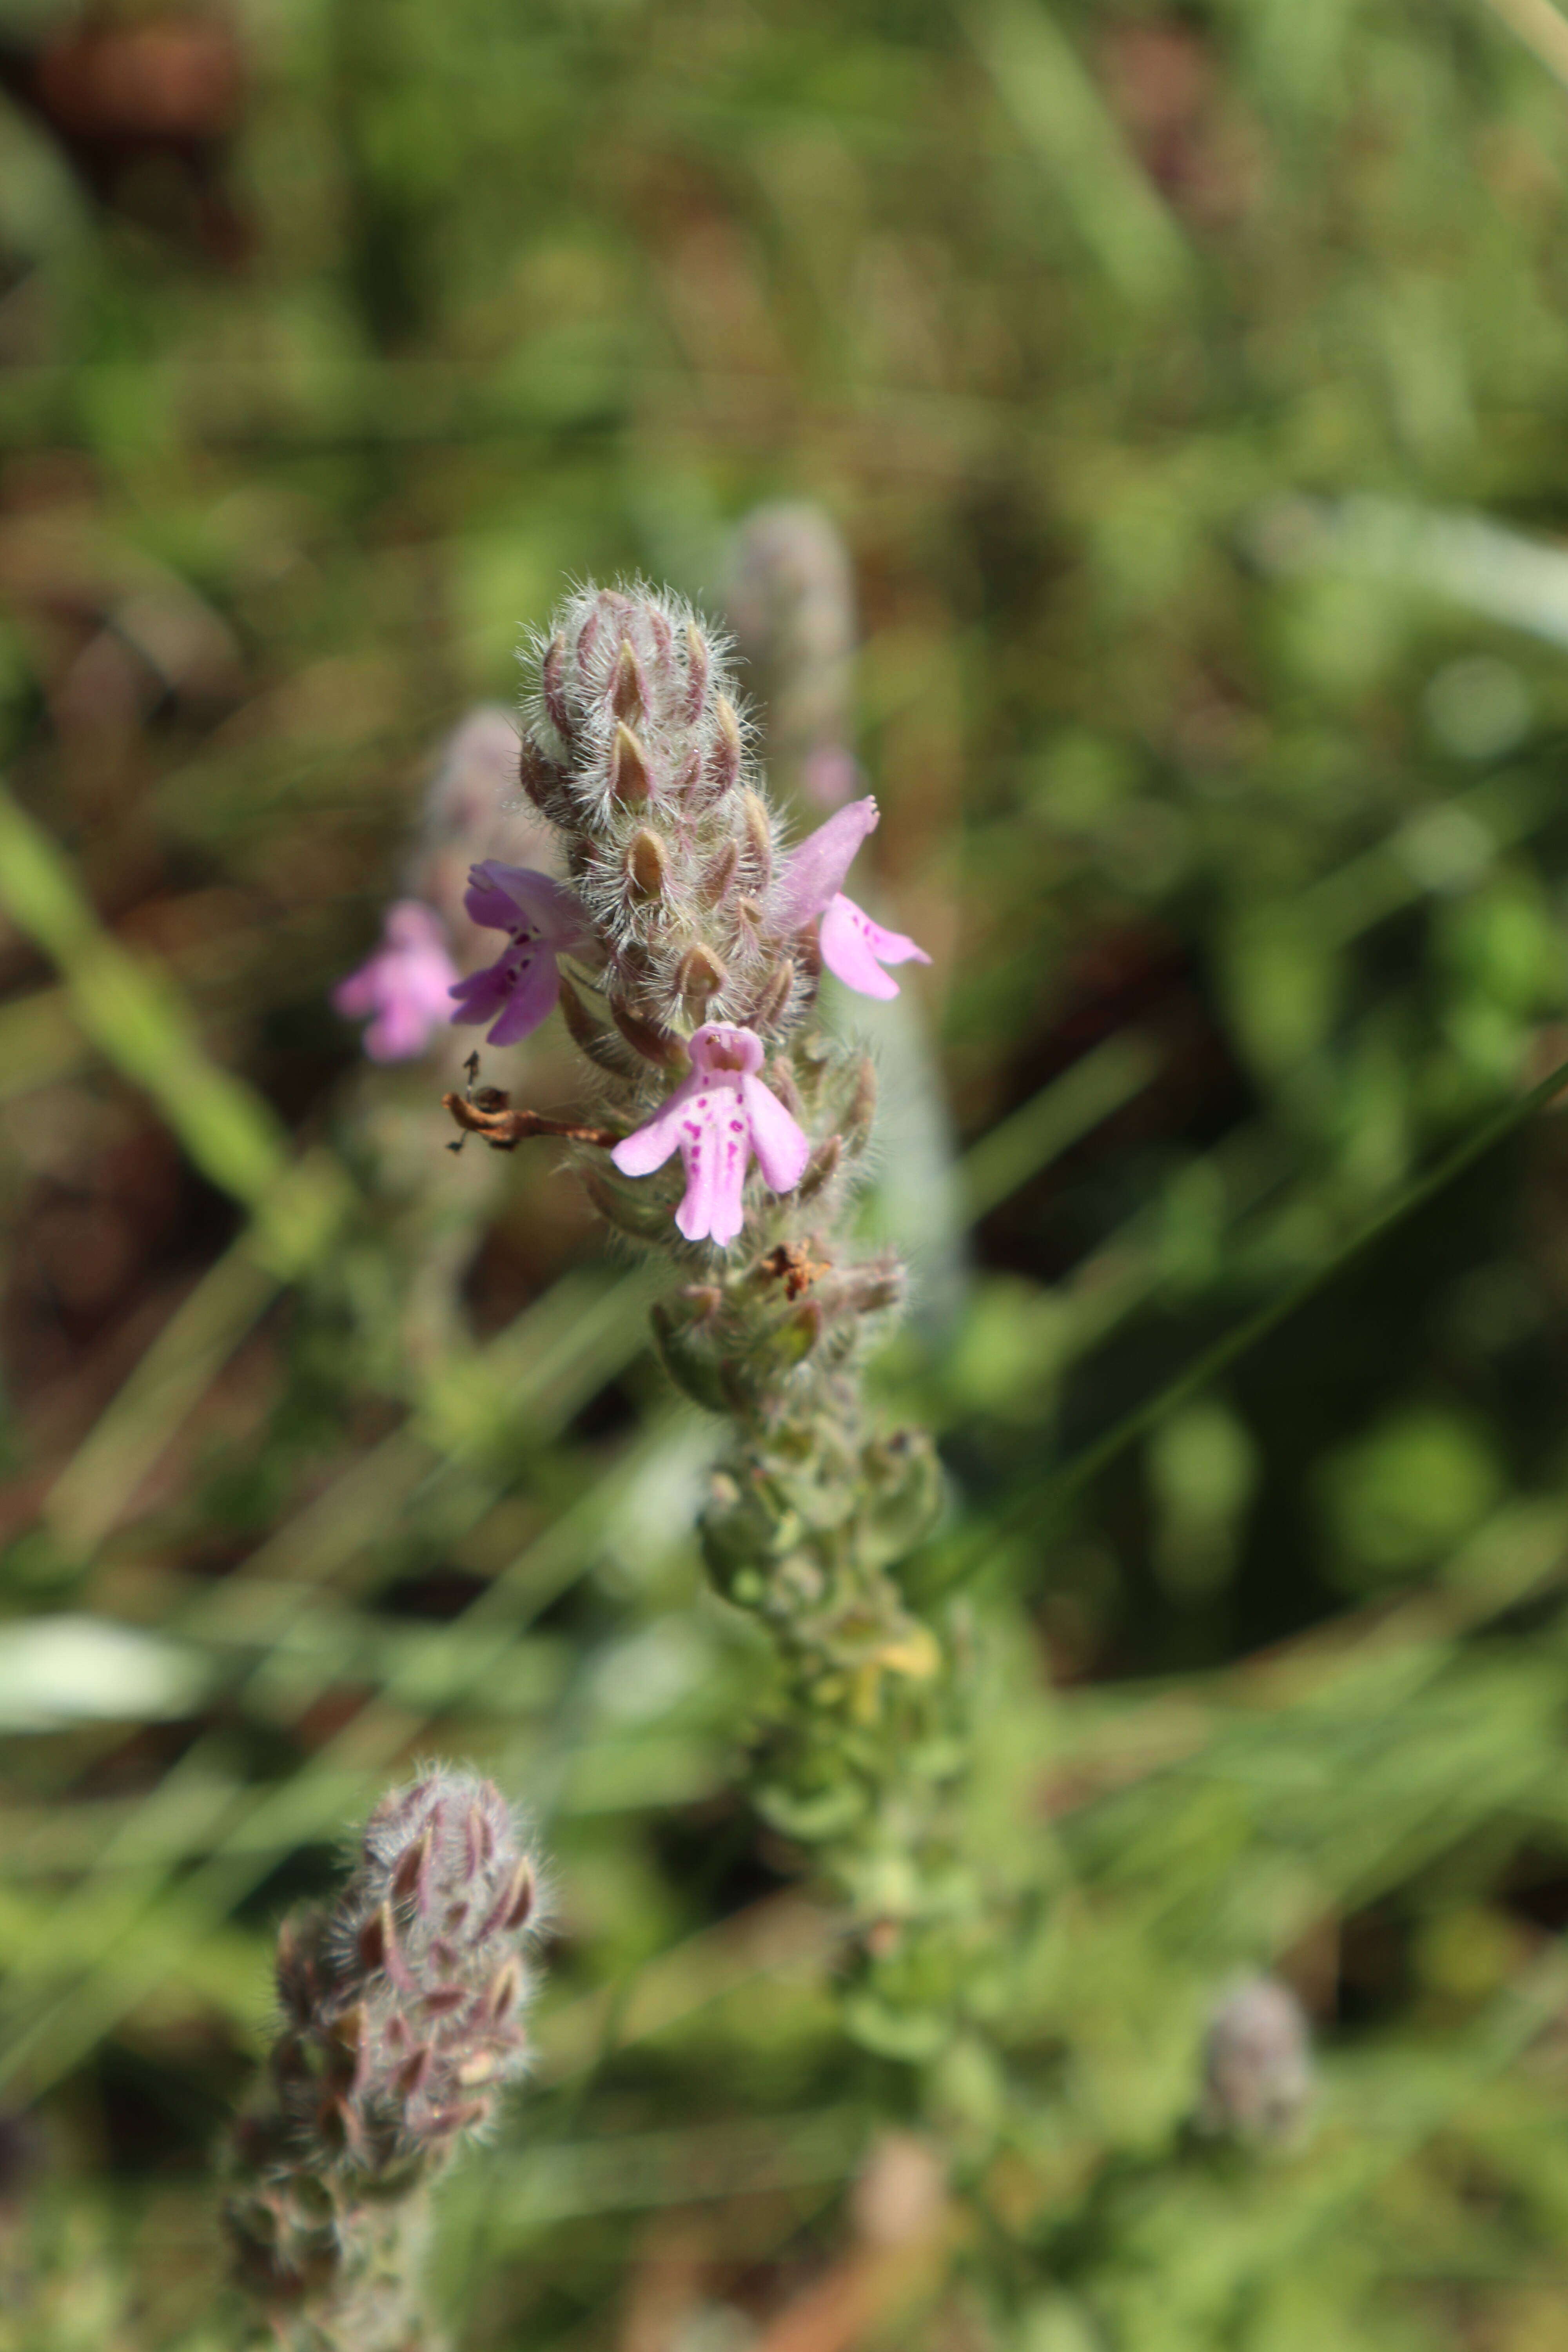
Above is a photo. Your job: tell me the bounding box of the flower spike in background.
[448,860,588,1045]
[225,1766,544,2352]
[333,900,459,1061]
[612,1022,809,1246]
[780,796,931,1000]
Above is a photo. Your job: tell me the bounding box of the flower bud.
[558,975,640,1075]
[797,1134,843,1201]
[652,1296,729,1411]
[541,633,572,744]
[582,1166,686,1241]
[683,620,710,721]
[611,638,646,720]
[751,958,795,1030]
[836,1259,904,1318]
[742,789,774,886]
[677,943,728,1004]
[628,828,669,897]
[518,735,573,824]
[611,999,686,1067]
[707,697,742,799]
[843,1056,877,1155]
[390,1822,436,1908]
[702,838,740,907]
[610,722,653,802]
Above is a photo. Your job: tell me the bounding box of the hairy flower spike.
[452,586,953,2048]
[225,1768,546,2352]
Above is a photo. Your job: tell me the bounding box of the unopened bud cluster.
[521,584,796,1036]
[226,1769,543,2350]
[468,583,923,1278]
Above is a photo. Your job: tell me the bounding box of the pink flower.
[778,796,931,1002]
[333,901,459,1062]
[448,861,587,1046]
[611,1024,810,1247]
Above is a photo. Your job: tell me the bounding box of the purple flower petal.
[468,861,586,945]
[818,892,929,1000]
[689,1023,764,1078]
[778,797,879,926]
[363,1000,429,1061]
[483,951,561,1045]
[334,901,459,1061]
[463,876,524,933]
[673,1102,726,1244]
[332,965,379,1019]
[666,1085,748,1246]
[611,1078,699,1178]
[697,1105,749,1247]
[740,1073,810,1193]
[448,960,514,1025]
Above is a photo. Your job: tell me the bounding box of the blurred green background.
[11,0,1568,2344]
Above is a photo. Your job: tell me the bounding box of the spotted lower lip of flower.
[333,900,459,1062]
[778,795,932,1000]
[449,861,588,1047]
[609,1022,811,1248]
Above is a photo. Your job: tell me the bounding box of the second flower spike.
[611,1024,810,1247]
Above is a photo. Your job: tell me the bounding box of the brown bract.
[441,1088,619,1154]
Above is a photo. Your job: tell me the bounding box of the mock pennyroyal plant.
[437,583,967,2075]
[448,860,587,1045]
[334,900,459,1062]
